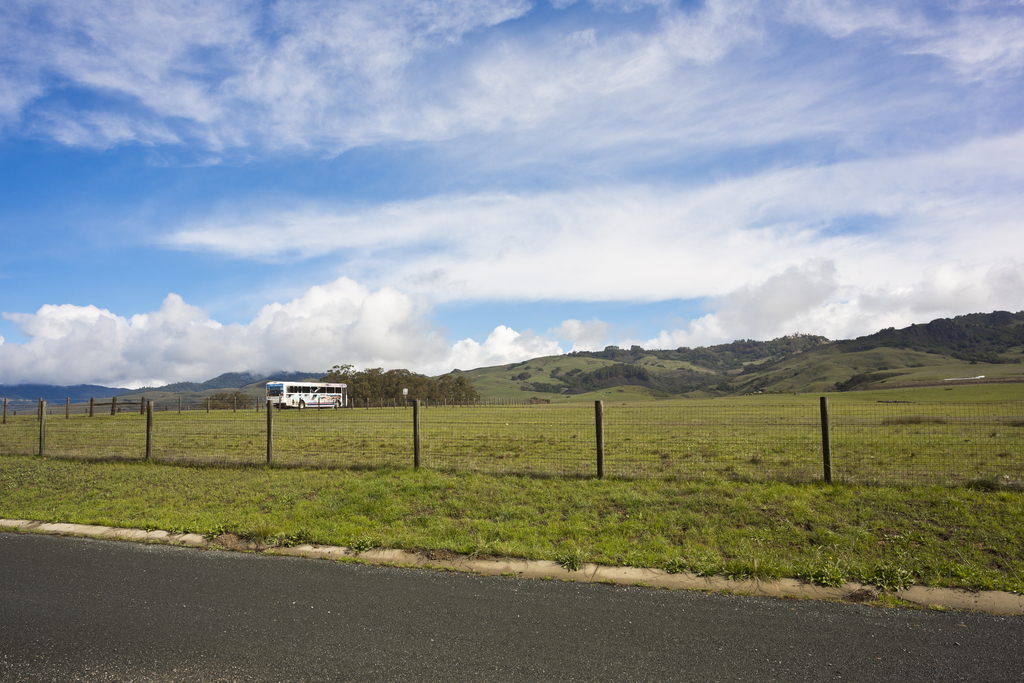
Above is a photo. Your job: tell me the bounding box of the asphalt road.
[1,532,1021,682]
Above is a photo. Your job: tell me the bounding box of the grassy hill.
[461,311,1024,401]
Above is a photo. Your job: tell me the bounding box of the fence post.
[178,396,181,414]
[66,397,70,419]
[206,397,210,414]
[2,398,6,424]
[413,400,421,469]
[38,399,46,457]
[595,400,604,479]
[820,396,832,484]
[89,397,94,418]
[266,399,273,465]
[146,399,153,460]
[110,396,117,416]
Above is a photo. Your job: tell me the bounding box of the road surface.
[1,532,1021,681]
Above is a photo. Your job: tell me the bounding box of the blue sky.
[1,0,1023,388]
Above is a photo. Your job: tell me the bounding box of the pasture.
[2,387,1022,488]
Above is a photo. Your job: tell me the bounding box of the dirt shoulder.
[3,518,1022,616]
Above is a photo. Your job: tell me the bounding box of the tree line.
[320,365,480,404]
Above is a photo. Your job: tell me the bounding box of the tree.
[208,391,254,409]
[321,365,480,404]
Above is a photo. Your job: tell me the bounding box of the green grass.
[3,396,1022,487]
[1,455,1022,593]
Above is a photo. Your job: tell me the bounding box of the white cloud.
[5,0,1011,153]
[163,130,1024,308]
[3,257,1021,387]
[551,318,611,351]
[0,278,554,386]
[0,0,534,149]
[450,325,563,371]
[787,0,1024,78]
[643,257,1024,350]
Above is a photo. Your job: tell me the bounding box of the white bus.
[266,381,348,410]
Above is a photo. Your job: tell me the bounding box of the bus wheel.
[298,400,305,410]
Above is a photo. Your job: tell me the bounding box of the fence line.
[1,397,1022,487]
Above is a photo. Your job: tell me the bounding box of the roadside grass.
[1,454,1022,594]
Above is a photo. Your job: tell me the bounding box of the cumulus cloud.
[643,257,1024,350]
[449,326,563,371]
[0,278,555,386]
[551,319,611,352]
[3,257,1022,387]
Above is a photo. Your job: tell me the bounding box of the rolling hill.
[457,311,1024,400]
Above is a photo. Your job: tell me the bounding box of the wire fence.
[2,398,1022,488]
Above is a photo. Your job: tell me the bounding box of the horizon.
[5,309,1020,392]
[2,1,1022,388]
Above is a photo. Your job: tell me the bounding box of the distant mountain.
[0,371,324,403]
[122,371,323,397]
[0,384,130,403]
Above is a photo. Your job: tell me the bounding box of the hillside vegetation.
[459,311,1024,401]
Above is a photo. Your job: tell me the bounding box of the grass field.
[1,455,1022,594]
[3,389,1022,488]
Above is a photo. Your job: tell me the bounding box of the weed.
[271,530,314,548]
[691,553,721,578]
[664,558,687,574]
[555,544,586,571]
[802,553,847,587]
[348,534,379,552]
[867,562,916,592]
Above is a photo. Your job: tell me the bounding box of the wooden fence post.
[89,397,94,418]
[38,399,46,457]
[146,399,153,460]
[266,399,273,465]
[66,397,70,419]
[595,400,605,479]
[110,396,117,416]
[820,396,832,484]
[2,398,6,424]
[413,400,421,469]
